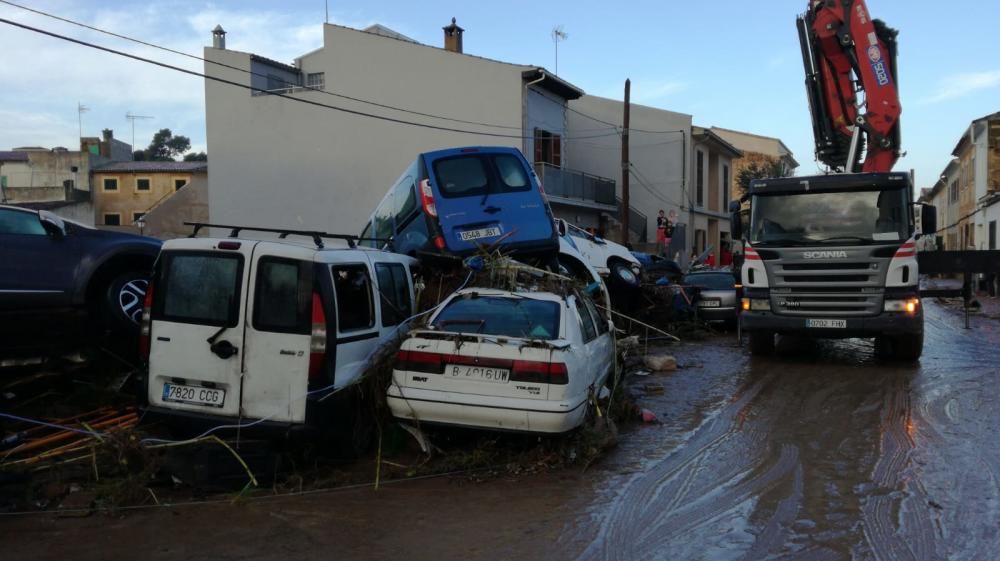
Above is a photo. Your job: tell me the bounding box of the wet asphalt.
[563,299,1000,561]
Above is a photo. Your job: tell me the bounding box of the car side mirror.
[39,211,66,239]
[920,203,937,236]
[556,219,567,237]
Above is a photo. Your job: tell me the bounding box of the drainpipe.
[522,70,546,158]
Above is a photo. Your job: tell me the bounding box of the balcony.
[535,162,616,207]
[534,162,647,243]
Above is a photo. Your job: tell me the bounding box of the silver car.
[683,270,738,324]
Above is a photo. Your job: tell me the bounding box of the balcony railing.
[535,162,616,206]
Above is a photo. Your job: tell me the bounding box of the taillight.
[309,292,326,381]
[433,235,446,250]
[139,281,154,361]
[419,179,437,218]
[395,349,445,374]
[744,244,762,261]
[512,360,568,385]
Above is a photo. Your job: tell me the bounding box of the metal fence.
[535,163,616,206]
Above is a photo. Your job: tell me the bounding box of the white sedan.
[387,288,615,433]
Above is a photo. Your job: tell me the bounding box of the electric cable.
[0,17,623,141]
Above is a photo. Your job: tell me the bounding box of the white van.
[140,229,418,428]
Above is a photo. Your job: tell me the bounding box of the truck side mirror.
[920,203,937,236]
[729,201,743,240]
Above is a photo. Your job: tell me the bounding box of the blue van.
[360,147,558,258]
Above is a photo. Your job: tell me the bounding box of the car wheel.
[609,261,640,289]
[748,330,775,356]
[105,271,150,332]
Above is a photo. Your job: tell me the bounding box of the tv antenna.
[552,26,568,75]
[126,112,154,159]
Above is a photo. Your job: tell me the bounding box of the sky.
[0,0,997,189]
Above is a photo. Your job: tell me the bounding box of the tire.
[891,331,923,362]
[609,261,640,290]
[748,330,775,356]
[104,271,150,333]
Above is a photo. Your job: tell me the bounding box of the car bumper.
[696,306,737,321]
[387,386,588,434]
[741,310,923,338]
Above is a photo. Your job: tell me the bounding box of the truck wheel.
[609,261,640,289]
[748,331,775,355]
[891,332,923,362]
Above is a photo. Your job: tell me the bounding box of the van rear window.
[156,252,243,327]
[432,154,531,198]
[432,296,559,339]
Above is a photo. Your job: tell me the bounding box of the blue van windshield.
[432,154,531,198]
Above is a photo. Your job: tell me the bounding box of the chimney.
[100,129,113,158]
[212,24,227,49]
[102,129,113,141]
[443,17,463,53]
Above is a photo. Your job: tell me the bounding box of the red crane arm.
[798,0,901,172]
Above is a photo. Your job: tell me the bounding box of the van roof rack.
[184,222,387,250]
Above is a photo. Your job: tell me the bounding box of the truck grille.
[767,257,886,317]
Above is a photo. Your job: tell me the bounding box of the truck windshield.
[750,187,910,246]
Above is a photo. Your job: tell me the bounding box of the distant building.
[690,127,742,263]
[92,161,207,228]
[708,127,799,203]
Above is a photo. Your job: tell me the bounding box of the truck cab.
[732,172,935,361]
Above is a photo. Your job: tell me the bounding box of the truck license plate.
[806,319,847,329]
[163,383,226,408]
[459,227,501,242]
[445,364,510,384]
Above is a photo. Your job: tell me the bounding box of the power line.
[566,103,688,135]
[0,0,526,131]
[0,17,625,142]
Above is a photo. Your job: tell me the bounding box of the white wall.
[205,24,526,234]
[566,95,691,239]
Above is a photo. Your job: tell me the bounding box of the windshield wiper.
[753,237,812,247]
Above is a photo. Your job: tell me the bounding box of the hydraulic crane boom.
[797,0,901,173]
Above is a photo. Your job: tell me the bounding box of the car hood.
[69,224,162,249]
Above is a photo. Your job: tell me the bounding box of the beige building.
[92,161,207,228]
[690,127,742,263]
[708,127,799,203]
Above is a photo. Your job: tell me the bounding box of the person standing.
[656,210,673,256]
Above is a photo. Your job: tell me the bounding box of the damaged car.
[388,287,614,433]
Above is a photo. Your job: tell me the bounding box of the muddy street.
[567,299,1000,561]
[4,300,999,561]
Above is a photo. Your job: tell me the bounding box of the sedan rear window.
[432,296,559,339]
[683,273,735,290]
[156,253,243,327]
[432,154,532,198]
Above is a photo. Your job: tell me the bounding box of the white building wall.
[565,95,691,241]
[205,24,526,234]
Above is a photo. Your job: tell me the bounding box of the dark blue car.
[0,205,161,357]
[360,146,558,258]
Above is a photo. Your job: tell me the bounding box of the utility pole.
[126,112,154,160]
[620,78,631,245]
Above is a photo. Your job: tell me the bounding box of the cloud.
[918,70,1000,105]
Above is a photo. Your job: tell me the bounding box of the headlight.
[742,298,770,311]
[884,298,920,314]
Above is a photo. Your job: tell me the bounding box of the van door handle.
[210,340,239,359]
[483,205,501,214]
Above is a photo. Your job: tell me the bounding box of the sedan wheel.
[117,279,149,325]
